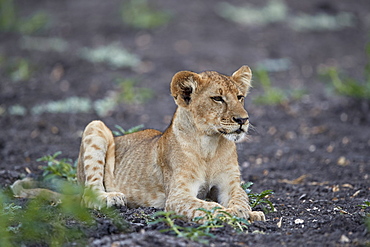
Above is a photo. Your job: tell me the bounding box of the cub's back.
[114,129,162,163]
[113,129,165,207]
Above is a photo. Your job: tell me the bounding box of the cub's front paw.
[105,192,126,207]
[225,207,266,222]
[248,210,266,222]
[82,191,126,209]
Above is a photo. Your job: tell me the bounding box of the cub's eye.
[211,96,224,102]
[237,95,244,101]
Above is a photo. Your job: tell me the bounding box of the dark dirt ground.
[1,0,370,246]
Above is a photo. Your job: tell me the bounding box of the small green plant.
[193,207,224,228]
[195,207,250,232]
[357,201,370,231]
[358,201,370,210]
[116,78,153,104]
[150,211,215,244]
[37,151,77,182]
[150,206,251,243]
[242,182,275,214]
[112,124,144,136]
[121,0,171,29]
[253,69,305,105]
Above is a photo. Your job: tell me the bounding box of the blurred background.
[0,0,369,177]
[1,1,370,245]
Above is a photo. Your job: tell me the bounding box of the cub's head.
[171,66,252,142]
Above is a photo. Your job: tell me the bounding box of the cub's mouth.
[217,124,249,142]
[218,124,248,135]
[218,127,244,135]
[234,127,244,134]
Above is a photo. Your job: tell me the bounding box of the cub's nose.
[232,117,249,125]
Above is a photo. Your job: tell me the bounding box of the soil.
[0,0,369,246]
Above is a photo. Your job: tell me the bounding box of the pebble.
[339,234,350,243]
[294,219,304,224]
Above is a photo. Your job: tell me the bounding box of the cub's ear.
[232,65,252,94]
[170,71,200,107]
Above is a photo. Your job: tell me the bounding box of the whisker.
[248,123,260,136]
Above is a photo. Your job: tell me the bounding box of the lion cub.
[76,65,265,221]
[12,66,265,222]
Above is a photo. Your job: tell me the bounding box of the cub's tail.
[11,177,79,203]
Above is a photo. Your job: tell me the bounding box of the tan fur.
[12,66,265,222]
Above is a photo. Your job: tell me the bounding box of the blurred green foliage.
[8,57,33,82]
[7,104,27,116]
[253,69,306,105]
[0,55,34,82]
[0,0,49,34]
[80,44,140,69]
[0,151,132,246]
[324,67,370,99]
[0,187,92,247]
[322,43,370,100]
[31,95,118,117]
[17,12,49,34]
[0,184,132,246]
[0,0,16,31]
[21,36,69,53]
[290,12,353,32]
[217,0,287,26]
[93,93,119,117]
[31,97,92,115]
[121,0,171,29]
[7,80,153,117]
[217,0,354,32]
[116,78,153,104]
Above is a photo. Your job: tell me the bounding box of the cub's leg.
[214,168,265,222]
[222,180,266,222]
[165,169,265,222]
[77,120,126,208]
[165,181,223,221]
